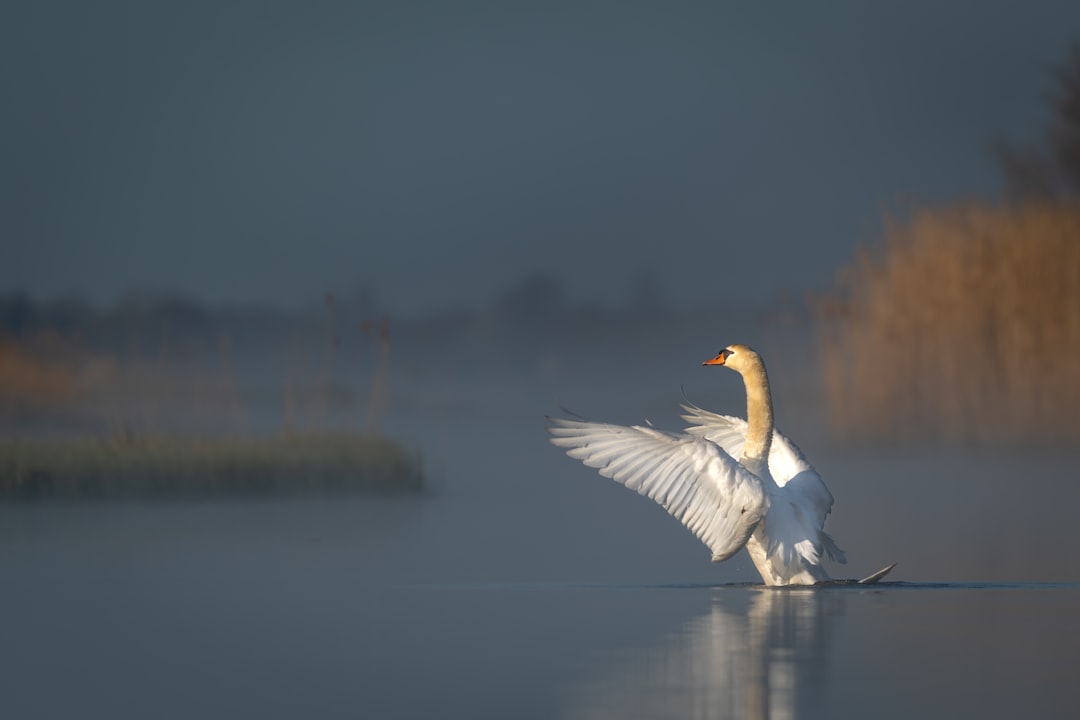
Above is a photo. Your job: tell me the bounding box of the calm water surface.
[2,416,1078,719]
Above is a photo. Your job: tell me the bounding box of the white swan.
[548,343,847,586]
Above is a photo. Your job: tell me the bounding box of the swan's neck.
[739,360,773,467]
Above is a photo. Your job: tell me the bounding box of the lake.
[2,413,1078,719]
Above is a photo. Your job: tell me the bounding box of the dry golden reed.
[816,200,1080,446]
[0,331,111,418]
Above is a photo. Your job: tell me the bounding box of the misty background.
[5,0,1080,312]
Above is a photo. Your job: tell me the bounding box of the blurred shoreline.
[0,277,815,440]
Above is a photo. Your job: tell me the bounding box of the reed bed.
[0,433,423,500]
[816,200,1080,446]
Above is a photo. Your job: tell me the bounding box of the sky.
[4,0,1079,314]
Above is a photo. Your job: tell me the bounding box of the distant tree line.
[995,43,1080,198]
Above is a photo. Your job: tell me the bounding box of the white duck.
[548,343,848,586]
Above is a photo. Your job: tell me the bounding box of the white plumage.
[547,343,846,586]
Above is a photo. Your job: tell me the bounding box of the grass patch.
[0,433,423,500]
[816,200,1080,446]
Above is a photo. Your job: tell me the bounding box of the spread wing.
[547,416,769,562]
[680,401,845,565]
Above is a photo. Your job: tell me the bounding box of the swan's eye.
[721,348,733,360]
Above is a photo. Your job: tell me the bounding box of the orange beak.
[702,353,726,366]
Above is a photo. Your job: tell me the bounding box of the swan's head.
[702,343,760,374]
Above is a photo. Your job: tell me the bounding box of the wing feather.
[548,416,769,562]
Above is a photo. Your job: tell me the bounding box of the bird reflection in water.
[564,589,839,720]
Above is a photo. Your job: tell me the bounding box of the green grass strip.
[0,434,423,500]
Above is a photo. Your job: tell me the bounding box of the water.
[2,414,1079,719]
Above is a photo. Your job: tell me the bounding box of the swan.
[547,343,849,586]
